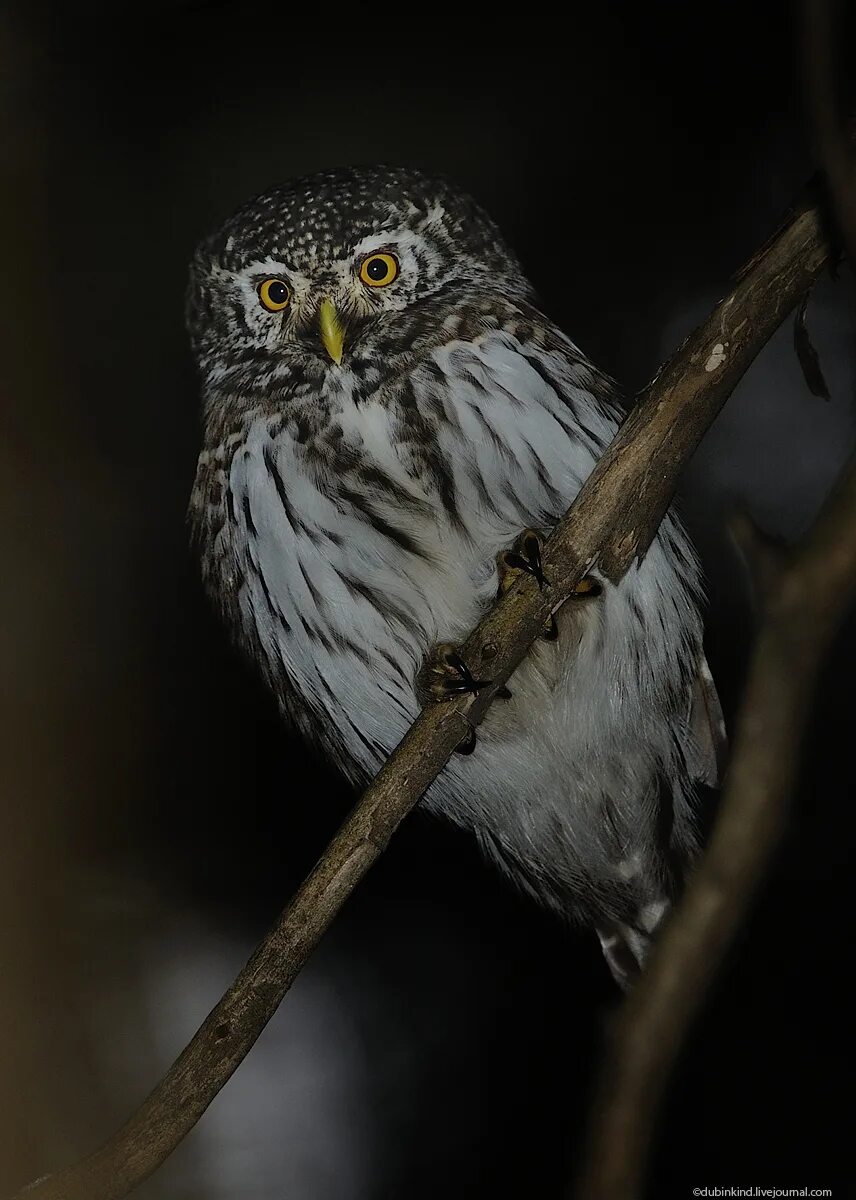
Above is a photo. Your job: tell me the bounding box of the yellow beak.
[318,298,344,365]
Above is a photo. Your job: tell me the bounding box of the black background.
[1,3,853,1197]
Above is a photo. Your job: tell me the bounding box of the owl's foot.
[498,530,553,641]
[497,528,558,640]
[417,643,490,702]
[568,575,603,599]
[455,725,478,755]
[497,528,603,640]
[416,642,495,755]
[498,528,550,592]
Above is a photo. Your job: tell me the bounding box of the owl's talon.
[570,576,603,599]
[497,528,603,642]
[499,529,555,637]
[455,725,478,755]
[416,642,492,705]
[498,528,550,592]
[496,685,512,700]
[541,580,601,637]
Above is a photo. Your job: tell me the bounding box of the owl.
[187,166,724,987]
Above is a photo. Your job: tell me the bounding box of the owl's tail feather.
[475,823,676,990]
[595,896,671,991]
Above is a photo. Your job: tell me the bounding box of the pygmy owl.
[187,166,724,987]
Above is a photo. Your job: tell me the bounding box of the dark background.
[1,3,853,1197]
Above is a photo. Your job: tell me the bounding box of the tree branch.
[575,448,856,1200]
[574,17,856,1197]
[13,197,830,1200]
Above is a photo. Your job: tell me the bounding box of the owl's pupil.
[268,281,288,303]
[366,258,388,281]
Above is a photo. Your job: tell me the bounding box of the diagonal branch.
[12,197,830,1200]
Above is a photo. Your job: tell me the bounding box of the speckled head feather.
[204,165,514,272]
[186,165,528,375]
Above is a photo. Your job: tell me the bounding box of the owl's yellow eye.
[358,252,399,288]
[258,278,291,312]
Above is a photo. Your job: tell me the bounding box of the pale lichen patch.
[705,342,728,372]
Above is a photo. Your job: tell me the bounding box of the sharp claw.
[420,644,493,704]
[542,615,559,640]
[445,651,491,695]
[540,578,600,638]
[499,529,551,591]
[503,552,549,591]
[522,533,550,587]
[455,725,477,755]
[496,685,512,700]
[571,576,603,598]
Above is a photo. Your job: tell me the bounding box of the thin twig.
[12,198,829,1200]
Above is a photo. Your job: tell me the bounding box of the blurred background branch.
[575,448,856,1200]
[576,6,856,1194]
[802,0,856,261]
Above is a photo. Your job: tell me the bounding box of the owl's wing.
[425,320,728,787]
[686,652,727,788]
[420,324,623,541]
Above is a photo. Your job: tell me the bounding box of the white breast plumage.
[216,329,715,989]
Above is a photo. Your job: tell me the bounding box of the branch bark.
[13,198,830,1200]
[575,452,856,1200]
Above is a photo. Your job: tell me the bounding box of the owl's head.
[187,166,528,390]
